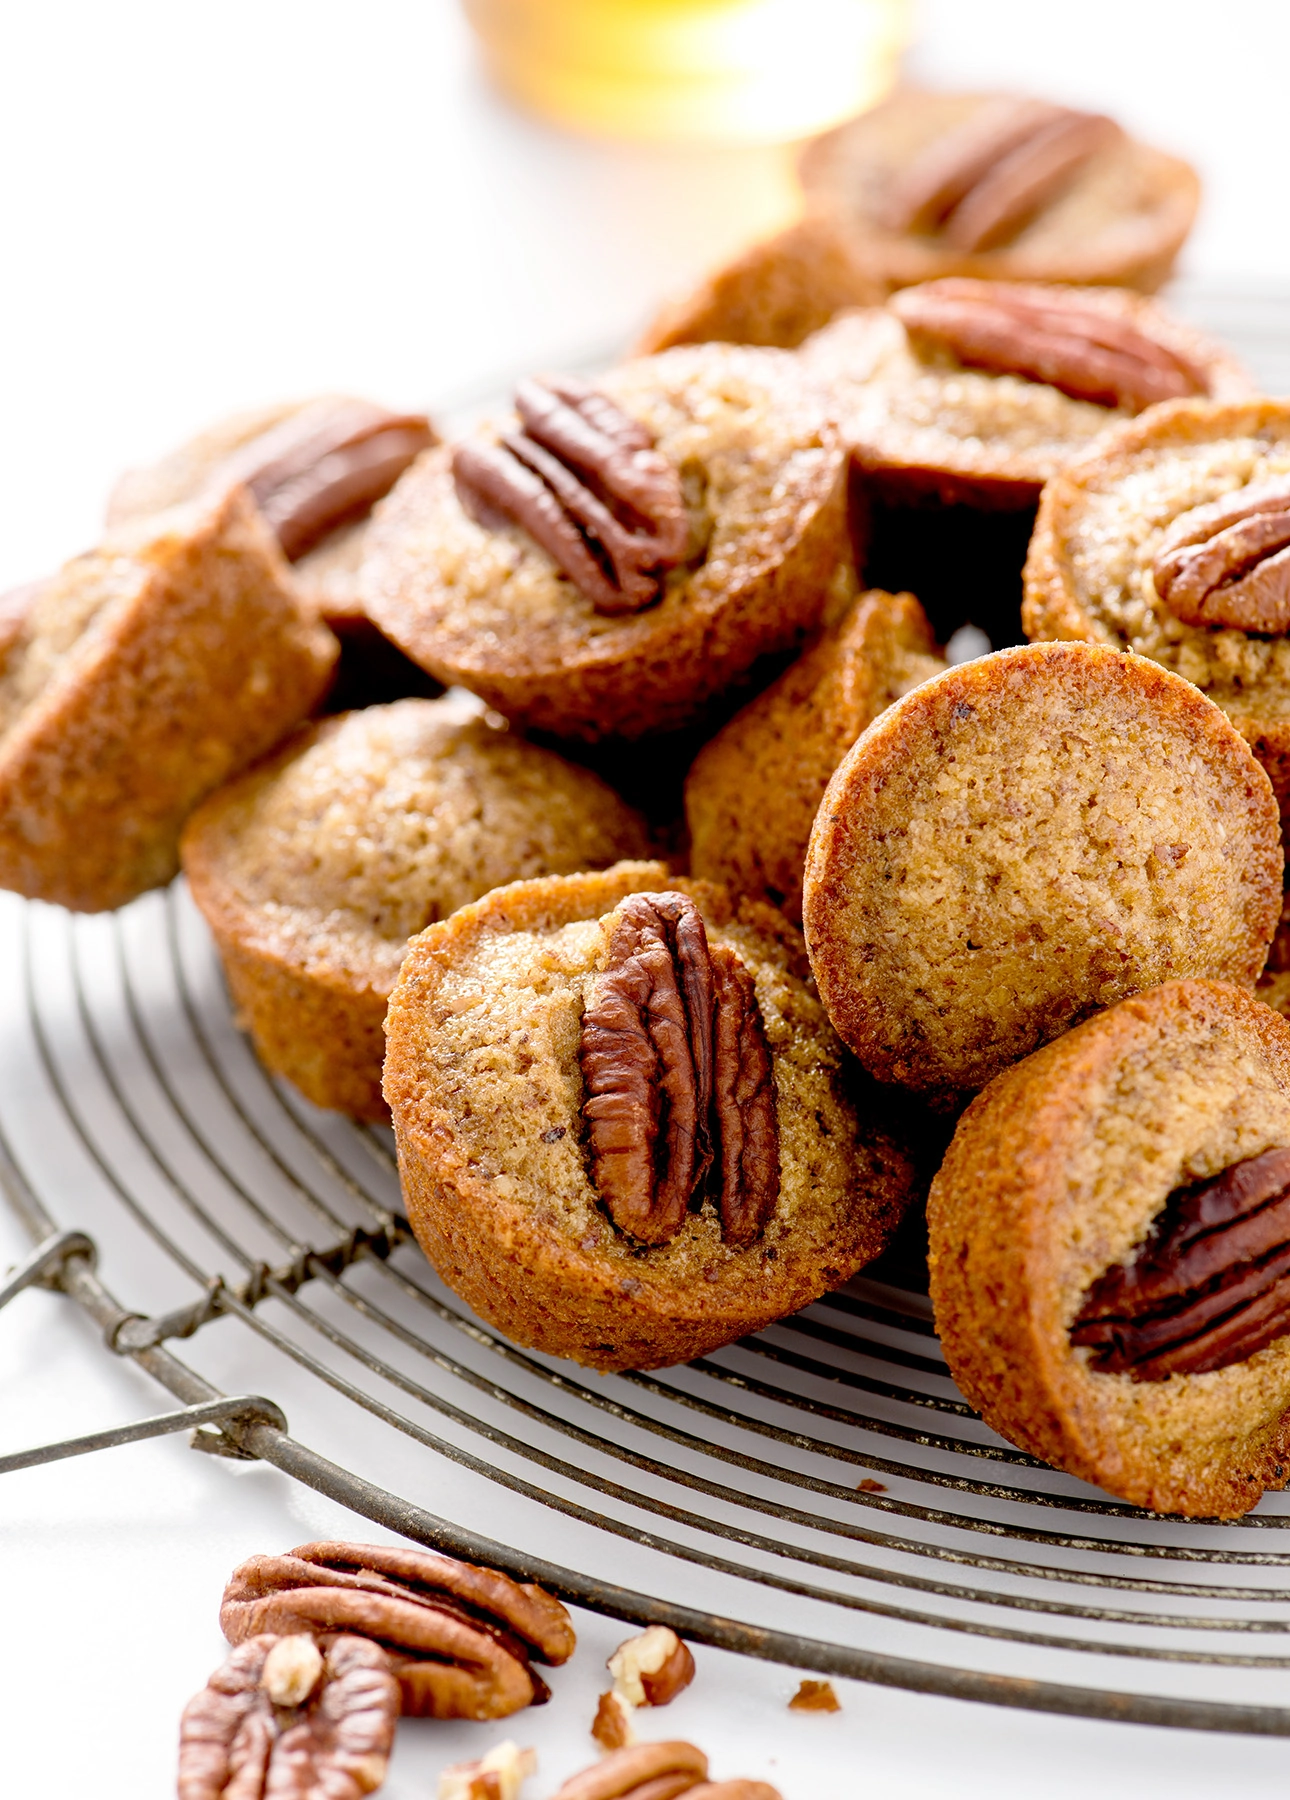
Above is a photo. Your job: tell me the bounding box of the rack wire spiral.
[5,286,1290,1737]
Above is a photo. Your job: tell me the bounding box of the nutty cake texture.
[360,345,849,741]
[686,588,944,923]
[0,487,337,913]
[382,863,916,1370]
[181,696,650,1120]
[929,981,1290,1517]
[802,641,1282,1101]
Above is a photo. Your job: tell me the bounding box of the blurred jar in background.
[463,0,910,143]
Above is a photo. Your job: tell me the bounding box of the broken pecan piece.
[178,1633,398,1800]
[1071,1146,1290,1379]
[579,892,780,1248]
[452,376,687,615]
[884,97,1120,251]
[607,1626,696,1708]
[553,1743,780,1800]
[439,1740,537,1800]
[218,396,437,560]
[1153,475,1290,632]
[890,280,1208,412]
[220,1540,574,1720]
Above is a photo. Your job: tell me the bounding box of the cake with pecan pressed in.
[929,981,1290,1518]
[181,696,651,1120]
[802,642,1282,1104]
[685,588,944,924]
[0,487,337,913]
[1025,399,1290,829]
[798,90,1199,294]
[382,863,917,1370]
[799,280,1250,511]
[359,347,851,741]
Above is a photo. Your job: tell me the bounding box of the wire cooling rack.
[5,287,1290,1739]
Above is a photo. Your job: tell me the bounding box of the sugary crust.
[635,216,885,353]
[928,981,1290,1517]
[802,642,1282,1099]
[1024,399,1290,825]
[360,346,849,741]
[382,863,917,1370]
[0,489,337,913]
[685,589,943,923]
[181,699,651,1120]
[799,295,1251,510]
[798,89,1200,292]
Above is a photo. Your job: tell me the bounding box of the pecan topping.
[1152,475,1290,632]
[220,1540,575,1720]
[579,893,779,1249]
[219,397,436,560]
[451,376,687,615]
[552,1741,781,1800]
[884,97,1121,251]
[1070,1146,1290,1379]
[178,1633,398,1800]
[607,1626,695,1708]
[891,280,1208,413]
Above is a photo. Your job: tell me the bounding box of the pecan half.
[579,893,780,1249]
[178,1633,398,1800]
[220,1540,575,1719]
[1071,1146,1290,1379]
[884,97,1120,251]
[890,280,1208,412]
[1152,475,1290,632]
[607,1626,695,1708]
[552,1743,780,1800]
[218,397,436,560]
[452,376,687,615]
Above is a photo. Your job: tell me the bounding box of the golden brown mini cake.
[106,394,438,625]
[181,696,652,1121]
[685,588,944,923]
[382,863,917,1370]
[799,89,1199,293]
[802,642,1282,1102]
[799,281,1250,510]
[1025,399,1290,828]
[636,215,884,353]
[360,347,849,741]
[0,488,337,913]
[929,980,1290,1518]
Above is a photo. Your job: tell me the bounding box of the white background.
[3,3,1290,1795]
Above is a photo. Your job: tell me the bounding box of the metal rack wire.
[5,290,1290,1736]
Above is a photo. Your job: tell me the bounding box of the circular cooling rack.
[6,286,1290,1739]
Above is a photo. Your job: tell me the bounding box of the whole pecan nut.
[883,97,1120,251]
[1152,475,1290,632]
[890,279,1208,413]
[220,1540,575,1719]
[218,396,437,560]
[1071,1146,1290,1379]
[452,376,688,615]
[552,1742,780,1800]
[178,1632,398,1800]
[579,892,780,1249]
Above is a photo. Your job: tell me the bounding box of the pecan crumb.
[591,1689,637,1751]
[856,1478,887,1493]
[788,1679,841,1713]
[438,1741,537,1800]
[608,1625,696,1708]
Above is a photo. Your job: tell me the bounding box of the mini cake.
[382,863,917,1370]
[929,980,1290,1518]
[798,90,1199,293]
[360,348,850,741]
[181,696,652,1120]
[0,488,337,913]
[636,215,883,353]
[106,393,438,625]
[802,641,1282,1101]
[1024,399,1290,825]
[798,281,1250,510]
[685,588,944,923]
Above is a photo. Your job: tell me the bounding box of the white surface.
[3,4,1290,1796]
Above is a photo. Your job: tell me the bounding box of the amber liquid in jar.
[463,0,910,143]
